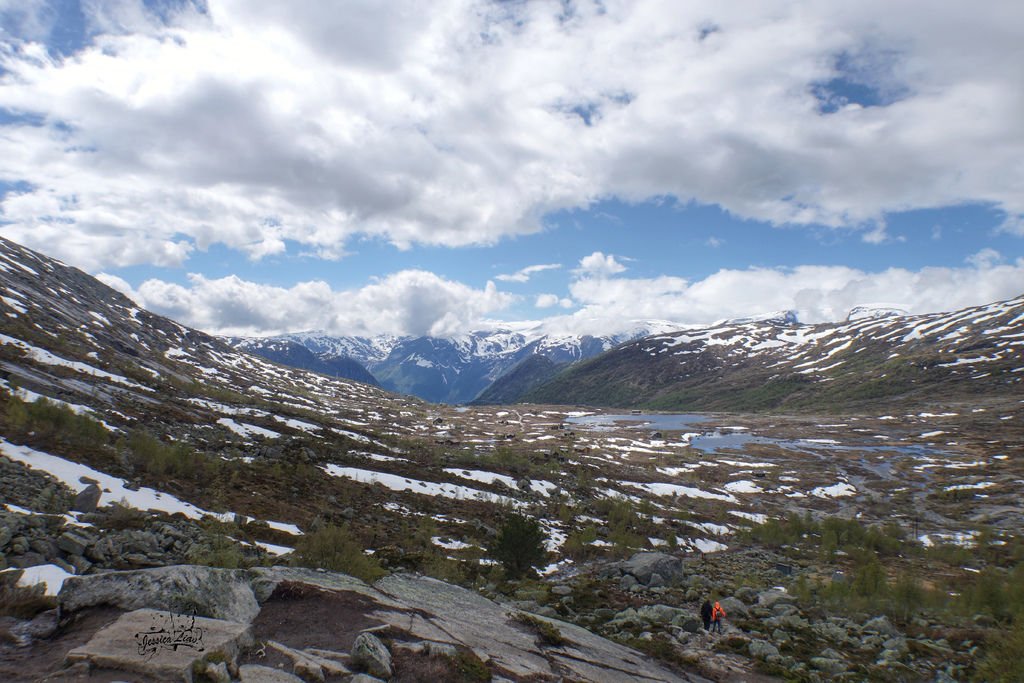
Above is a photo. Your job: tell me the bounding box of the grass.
[512,611,566,646]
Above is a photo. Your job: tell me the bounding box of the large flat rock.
[374,574,705,682]
[66,608,253,683]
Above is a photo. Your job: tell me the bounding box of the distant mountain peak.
[846,304,910,321]
[722,310,800,326]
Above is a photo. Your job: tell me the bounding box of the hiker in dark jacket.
[700,600,713,631]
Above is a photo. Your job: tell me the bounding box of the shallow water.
[567,412,950,461]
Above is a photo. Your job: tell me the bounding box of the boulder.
[749,639,780,659]
[862,615,897,636]
[59,565,261,623]
[66,608,253,682]
[71,484,102,513]
[757,589,795,609]
[56,530,93,557]
[718,597,748,619]
[636,604,687,625]
[619,552,683,586]
[810,656,848,675]
[351,631,392,679]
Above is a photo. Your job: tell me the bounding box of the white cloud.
[549,259,1024,334]
[118,270,516,337]
[966,248,1002,269]
[535,293,573,309]
[495,263,561,283]
[577,251,626,277]
[0,1,1021,268]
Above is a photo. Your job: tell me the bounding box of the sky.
[1,0,1023,339]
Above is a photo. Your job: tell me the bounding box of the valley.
[0,235,1022,681]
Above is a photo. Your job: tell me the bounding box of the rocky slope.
[516,296,1024,412]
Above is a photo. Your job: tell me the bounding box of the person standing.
[700,599,713,631]
[711,601,726,633]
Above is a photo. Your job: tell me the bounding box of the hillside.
[473,355,565,405]
[521,299,1024,412]
[228,337,379,386]
[1,235,1022,681]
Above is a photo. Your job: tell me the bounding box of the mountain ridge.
[514,294,1024,411]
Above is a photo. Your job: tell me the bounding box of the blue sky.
[1,1,1023,337]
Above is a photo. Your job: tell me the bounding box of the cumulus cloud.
[576,251,626,277]
[538,258,1024,335]
[495,263,561,283]
[535,293,573,309]
[1,1,1022,268]
[115,270,515,337]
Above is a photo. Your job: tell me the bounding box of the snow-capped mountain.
[230,321,685,404]
[520,294,1024,411]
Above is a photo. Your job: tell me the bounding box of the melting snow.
[1,440,232,521]
[217,418,281,440]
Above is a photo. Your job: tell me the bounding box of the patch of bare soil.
[242,581,385,665]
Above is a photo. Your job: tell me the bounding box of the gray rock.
[757,589,795,609]
[56,531,92,557]
[351,632,392,679]
[812,621,848,643]
[205,661,232,683]
[619,552,682,586]
[863,615,897,636]
[239,665,306,682]
[636,604,687,625]
[619,573,639,591]
[550,584,573,596]
[66,608,253,682]
[676,616,702,634]
[71,484,102,513]
[374,573,693,682]
[749,639,780,659]
[718,597,748,619]
[810,656,847,675]
[59,565,261,622]
[347,675,386,683]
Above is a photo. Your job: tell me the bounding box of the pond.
[566,412,950,464]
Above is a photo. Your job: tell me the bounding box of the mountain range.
[230,322,682,404]
[513,295,1024,411]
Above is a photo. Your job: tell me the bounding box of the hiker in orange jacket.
[710,601,726,633]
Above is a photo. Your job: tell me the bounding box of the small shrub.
[512,611,566,646]
[292,524,386,583]
[489,514,547,579]
[0,579,57,619]
[974,616,1024,683]
[188,533,246,569]
[100,501,149,530]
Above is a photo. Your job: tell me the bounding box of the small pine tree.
[491,513,547,579]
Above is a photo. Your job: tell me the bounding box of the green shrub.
[293,524,386,583]
[490,513,547,579]
[512,611,565,646]
[975,616,1024,683]
[188,533,246,569]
